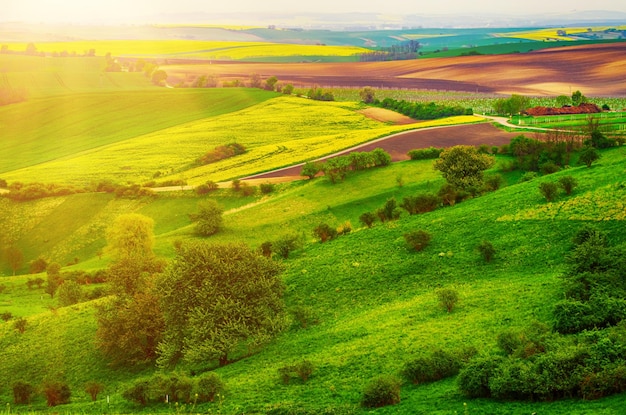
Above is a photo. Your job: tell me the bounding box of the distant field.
[0,88,277,174]
[3,40,369,60]
[498,25,626,41]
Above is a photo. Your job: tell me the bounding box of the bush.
[260,182,275,194]
[291,305,316,328]
[436,288,459,313]
[437,183,458,206]
[240,182,257,197]
[1,311,13,321]
[122,379,150,406]
[558,175,578,195]
[361,375,401,408]
[313,223,338,243]
[29,256,48,274]
[377,198,401,222]
[43,380,71,406]
[190,200,223,236]
[336,221,352,236]
[13,381,35,404]
[259,241,273,258]
[301,161,322,179]
[85,381,104,401]
[13,317,27,333]
[477,240,496,262]
[400,193,439,215]
[518,171,539,183]
[457,355,505,398]
[57,280,83,307]
[196,372,225,403]
[539,181,559,202]
[274,233,302,259]
[483,174,504,191]
[359,211,376,228]
[404,230,432,252]
[402,349,461,384]
[279,360,316,384]
[407,147,444,160]
[540,161,561,175]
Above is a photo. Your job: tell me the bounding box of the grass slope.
[0,147,625,413]
[0,88,277,175]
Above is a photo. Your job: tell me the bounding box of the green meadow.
[2,35,626,414]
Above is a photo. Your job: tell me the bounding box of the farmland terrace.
[162,42,626,96]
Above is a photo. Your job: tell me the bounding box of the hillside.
[1,144,625,413]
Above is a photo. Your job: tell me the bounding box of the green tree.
[436,288,459,313]
[434,145,495,191]
[556,95,571,107]
[282,83,294,95]
[539,181,559,202]
[157,242,286,367]
[571,90,587,106]
[300,161,321,179]
[106,214,156,262]
[189,200,223,236]
[579,146,600,168]
[151,70,167,86]
[96,288,165,366]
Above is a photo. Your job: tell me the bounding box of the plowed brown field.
[162,42,626,96]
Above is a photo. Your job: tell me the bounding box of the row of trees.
[300,148,392,183]
[373,97,472,120]
[359,40,421,62]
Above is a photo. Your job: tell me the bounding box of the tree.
[96,288,165,366]
[106,214,156,262]
[249,73,262,88]
[493,94,530,116]
[436,288,459,313]
[57,280,83,307]
[85,382,104,401]
[556,95,571,107]
[282,83,294,95]
[157,242,286,368]
[264,76,278,91]
[579,146,600,168]
[5,246,23,276]
[434,145,495,191]
[189,200,223,236]
[300,161,321,179]
[359,86,376,104]
[571,90,587,106]
[151,70,167,86]
[539,181,559,202]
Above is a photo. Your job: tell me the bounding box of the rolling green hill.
[1,145,625,414]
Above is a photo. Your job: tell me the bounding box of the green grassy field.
[1,145,626,414]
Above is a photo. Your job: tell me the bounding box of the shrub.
[259,241,273,258]
[274,233,302,259]
[57,280,83,307]
[13,317,27,333]
[402,349,461,384]
[336,221,352,236]
[377,198,401,222]
[1,311,13,321]
[291,305,316,328]
[279,360,316,384]
[539,181,559,202]
[359,211,376,228]
[558,175,578,195]
[539,161,561,175]
[313,223,338,243]
[483,174,504,191]
[260,182,275,194]
[300,161,322,179]
[122,379,150,406]
[518,171,538,183]
[29,256,48,274]
[436,288,459,313]
[190,200,223,236]
[497,330,524,355]
[477,240,496,262]
[85,381,104,401]
[43,380,71,406]
[196,372,225,403]
[404,230,431,252]
[13,381,35,404]
[407,147,443,160]
[400,193,439,215]
[240,182,256,197]
[361,375,401,408]
[457,355,505,398]
[437,183,458,206]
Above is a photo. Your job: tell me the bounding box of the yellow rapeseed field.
[497,26,626,41]
[6,40,368,59]
[4,96,480,186]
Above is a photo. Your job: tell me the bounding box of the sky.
[4,0,626,23]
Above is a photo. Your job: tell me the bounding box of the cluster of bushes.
[259,232,304,259]
[92,181,155,198]
[306,86,334,101]
[11,379,74,407]
[553,226,626,334]
[312,221,351,243]
[458,322,626,401]
[197,143,246,165]
[362,346,475,408]
[538,175,578,202]
[2,182,86,201]
[278,360,315,384]
[195,180,219,195]
[407,147,444,160]
[122,372,225,406]
[301,148,391,183]
[373,97,472,120]
[231,179,257,197]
